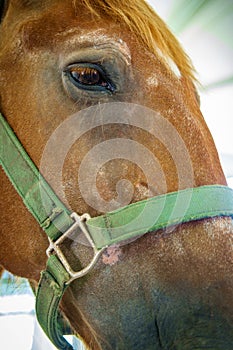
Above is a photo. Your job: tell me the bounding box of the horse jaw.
[59,217,233,349]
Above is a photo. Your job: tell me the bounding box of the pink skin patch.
[102,245,122,266]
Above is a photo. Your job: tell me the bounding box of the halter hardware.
[46,212,105,284]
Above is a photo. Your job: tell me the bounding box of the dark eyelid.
[64,62,116,93]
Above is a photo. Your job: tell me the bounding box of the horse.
[0,1,233,349]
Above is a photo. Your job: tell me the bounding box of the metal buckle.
[46,212,105,284]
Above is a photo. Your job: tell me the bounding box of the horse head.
[0,1,233,349]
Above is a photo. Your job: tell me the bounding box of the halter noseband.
[1,112,233,350]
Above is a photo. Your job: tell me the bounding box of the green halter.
[1,112,233,350]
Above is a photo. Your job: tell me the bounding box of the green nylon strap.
[1,112,233,350]
[0,113,74,241]
[0,113,75,348]
[36,255,73,350]
[87,185,233,249]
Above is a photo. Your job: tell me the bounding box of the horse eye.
[65,63,115,93]
[70,67,103,86]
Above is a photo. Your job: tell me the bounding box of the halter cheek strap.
[1,112,233,350]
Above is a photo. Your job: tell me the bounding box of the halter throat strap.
[1,112,233,349]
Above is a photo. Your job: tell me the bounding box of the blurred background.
[1,1,233,349]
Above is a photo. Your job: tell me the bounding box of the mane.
[76,0,197,82]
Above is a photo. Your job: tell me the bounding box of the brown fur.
[0,1,232,349]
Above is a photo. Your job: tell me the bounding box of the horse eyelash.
[64,63,116,94]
